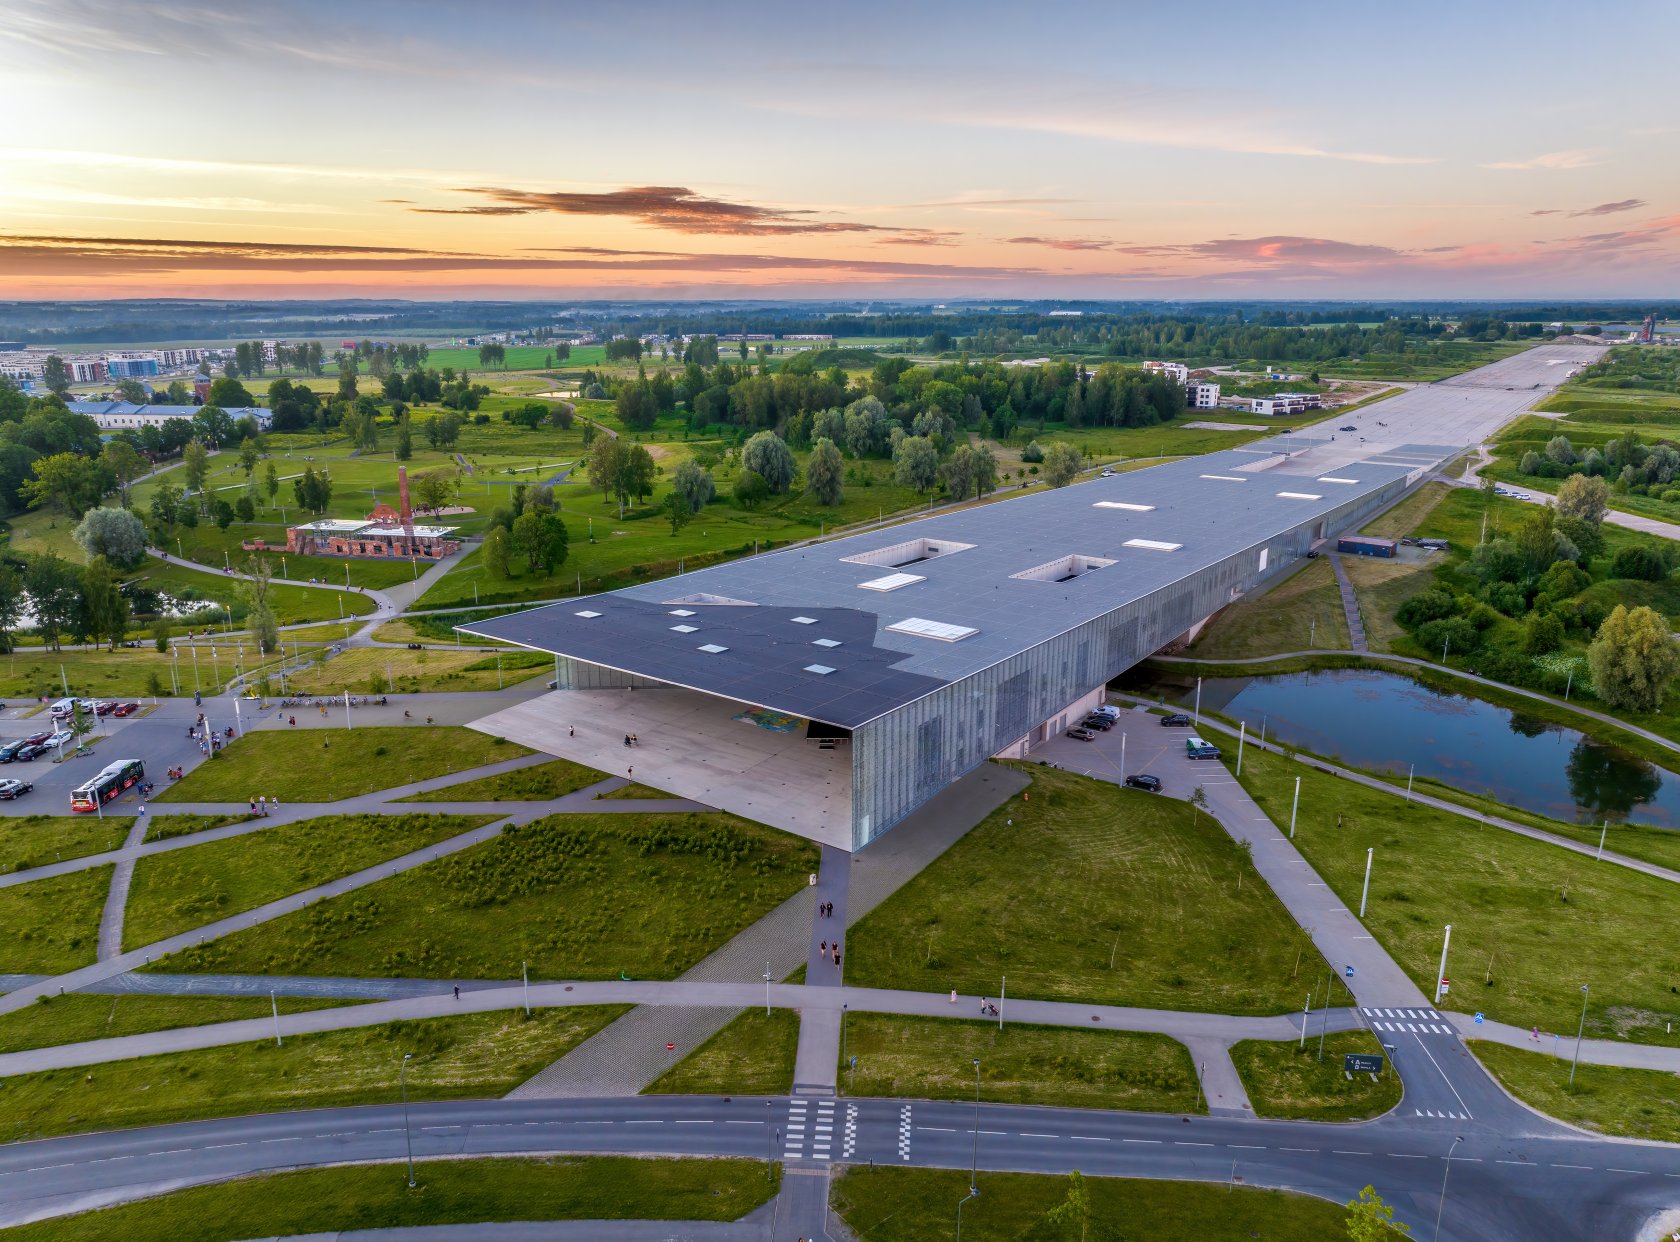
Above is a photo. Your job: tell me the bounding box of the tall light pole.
[956,1187,979,1242]
[1570,984,1590,1086]
[1288,776,1301,839]
[1434,924,1453,1006]
[400,1053,415,1188]
[1432,1135,1464,1242]
[1194,676,1202,725]
[969,1059,981,1194]
[1359,847,1373,918]
[764,961,772,1017]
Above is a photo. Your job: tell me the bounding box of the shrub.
[1416,616,1479,657]
[1522,611,1565,655]
[1397,588,1457,627]
[1610,545,1667,582]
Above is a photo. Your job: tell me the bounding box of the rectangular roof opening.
[670,624,698,633]
[887,617,978,642]
[859,572,925,592]
[1010,554,1117,584]
[1317,476,1360,485]
[790,616,819,625]
[841,537,975,569]
[1093,501,1155,511]
[1200,474,1247,482]
[804,663,836,675]
[697,643,729,653]
[812,637,842,648]
[1276,491,1323,500]
[1124,538,1182,552]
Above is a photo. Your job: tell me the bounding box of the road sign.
[665,1043,675,1052]
[1344,1052,1385,1075]
[1345,966,1355,978]
[1439,977,1450,995]
[1474,1012,1485,1025]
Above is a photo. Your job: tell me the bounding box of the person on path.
[631,733,638,746]
[258,795,267,817]
[569,726,575,737]
[250,798,257,814]
[288,716,296,726]
[821,941,828,955]
[834,951,841,969]
[1531,1025,1541,1042]
[272,795,280,810]
[623,735,631,748]
[627,766,633,778]
[453,986,460,1001]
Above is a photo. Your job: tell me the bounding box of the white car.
[45,730,74,750]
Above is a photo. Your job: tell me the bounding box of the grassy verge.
[3,1157,777,1242]
[1470,1040,1680,1143]
[155,727,532,802]
[831,1167,1348,1242]
[1232,747,1680,1044]
[0,993,353,1054]
[285,647,550,695]
[1341,556,1435,652]
[398,757,607,802]
[161,811,819,981]
[1230,1030,1401,1121]
[143,813,256,843]
[644,1007,800,1096]
[846,765,1344,1015]
[0,1006,626,1142]
[0,815,127,872]
[1188,558,1350,659]
[841,1015,1201,1113]
[595,780,672,800]
[1359,480,1451,539]
[0,865,111,974]
[125,813,495,948]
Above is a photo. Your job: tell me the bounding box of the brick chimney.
[397,466,413,529]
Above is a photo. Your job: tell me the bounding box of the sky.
[2,0,1677,302]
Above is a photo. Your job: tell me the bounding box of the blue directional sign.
[1474,1012,1485,1024]
[1345,966,1355,978]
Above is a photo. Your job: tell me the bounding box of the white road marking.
[1020,1133,1059,1139]
[1389,1153,1427,1159]
[1121,1138,1161,1144]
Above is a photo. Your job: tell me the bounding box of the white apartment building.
[1187,381,1221,408]
[1250,392,1320,417]
[1143,360,1190,384]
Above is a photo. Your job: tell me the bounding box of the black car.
[1160,714,1192,727]
[0,778,32,799]
[12,742,45,762]
[1340,424,1358,431]
[1125,774,1163,792]
[0,741,25,763]
[1081,715,1114,731]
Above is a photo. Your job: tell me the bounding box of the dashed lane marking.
[1021,1133,1059,1139]
[1228,1144,1267,1150]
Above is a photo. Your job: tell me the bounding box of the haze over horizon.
[3,0,1676,302]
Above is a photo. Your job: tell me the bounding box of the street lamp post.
[1359,847,1373,918]
[1570,984,1590,1086]
[1433,1135,1464,1242]
[764,961,772,1017]
[400,1053,415,1188]
[969,1059,981,1193]
[1194,676,1202,725]
[956,1188,979,1242]
[1434,924,1453,1006]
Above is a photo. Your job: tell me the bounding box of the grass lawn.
[166,523,426,591]
[644,1007,800,1096]
[399,757,608,802]
[370,616,502,646]
[285,646,549,695]
[841,1015,1201,1113]
[845,765,1341,1016]
[155,727,532,802]
[0,865,111,974]
[161,810,819,981]
[3,1156,776,1242]
[595,780,671,799]
[0,1006,626,1143]
[1188,559,1350,659]
[1232,747,1680,1045]
[125,812,495,949]
[1230,1030,1401,1121]
[1470,1040,1680,1143]
[1359,480,1451,540]
[1342,557,1435,652]
[831,1167,1349,1242]
[0,646,222,699]
[143,812,255,843]
[0,992,351,1054]
[0,815,127,873]
[132,558,376,627]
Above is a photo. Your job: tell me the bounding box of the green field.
[155,727,532,802]
[644,1007,799,1096]
[0,992,351,1054]
[1230,1030,1401,1121]
[1471,1040,1680,1143]
[0,1007,625,1143]
[1189,558,1351,659]
[831,1167,1349,1242]
[399,757,608,802]
[0,815,127,873]
[125,812,494,948]
[161,811,819,981]
[5,1156,775,1242]
[1233,747,1680,1044]
[424,344,606,371]
[284,646,549,694]
[0,865,111,974]
[846,765,1348,1015]
[841,1015,1201,1113]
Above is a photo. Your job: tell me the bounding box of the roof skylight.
[790,616,819,625]
[1093,501,1155,511]
[670,624,698,633]
[1200,474,1247,482]
[804,663,837,675]
[859,572,926,592]
[1276,491,1323,500]
[1317,476,1360,485]
[841,538,975,568]
[669,608,696,616]
[813,638,842,648]
[1124,538,1182,552]
[887,617,978,642]
[698,643,729,653]
[1011,554,1117,583]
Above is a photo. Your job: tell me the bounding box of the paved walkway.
[1324,552,1368,652]
[95,813,149,961]
[260,1222,766,1242]
[1448,1013,1680,1072]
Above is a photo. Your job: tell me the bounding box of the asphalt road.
[1,1094,1674,1240]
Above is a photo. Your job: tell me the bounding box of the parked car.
[1339,425,1358,432]
[13,742,46,762]
[94,701,119,716]
[1066,726,1097,742]
[23,731,52,746]
[1185,736,1222,760]
[48,698,76,719]
[1124,774,1163,792]
[1099,468,1115,477]
[1160,713,1192,727]
[0,778,33,800]
[111,702,140,717]
[0,741,26,763]
[45,730,74,750]
[1089,704,1121,721]
[1081,715,1114,731]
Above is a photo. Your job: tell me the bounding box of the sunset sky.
[3,0,1676,301]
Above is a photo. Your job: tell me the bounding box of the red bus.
[70,759,144,812]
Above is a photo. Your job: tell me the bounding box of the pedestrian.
[453,985,460,1001]
[272,795,280,810]
[250,798,257,814]
[624,735,631,748]
[569,726,575,737]
[258,795,267,817]
[1531,1025,1541,1043]
[631,733,639,746]
[821,941,828,955]
[627,766,633,778]
[288,715,296,726]
[834,951,841,969]
[138,803,146,816]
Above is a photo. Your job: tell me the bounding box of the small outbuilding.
[1337,535,1397,558]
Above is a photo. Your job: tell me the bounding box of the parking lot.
[0,699,222,813]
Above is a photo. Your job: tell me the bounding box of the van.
[1090,704,1121,721]
[49,698,76,720]
[1185,736,1221,760]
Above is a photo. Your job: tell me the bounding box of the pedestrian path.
[96,813,149,961]
[782,1096,837,1161]
[1325,552,1368,652]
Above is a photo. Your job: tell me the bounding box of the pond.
[1124,666,1680,828]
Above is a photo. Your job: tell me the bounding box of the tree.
[242,557,280,653]
[1345,1184,1411,1240]
[510,510,568,575]
[663,490,694,535]
[734,469,770,509]
[264,461,280,509]
[207,377,255,409]
[1555,474,1610,526]
[182,439,210,507]
[477,342,505,368]
[413,468,456,513]
[151,615,171,653]
[0,561,23,653]
[25,553,80,651]
[482,525,511,578]
[22,452,111,517]
[1042,441,1084,487]
[235,493,256,523]
[587,436,624,504]
[81,556,129,650]
[1038,1170,1091,1241]
[893,435,939,493]
[671,458,716,513]
[1589,604,1680,713]
[612,444,656,515]
[41,355,70,398]
[395,416,412,461]
[72,506,148,568]
[805,437,845,507]
[742,430,796,494]
[99,439,147,507]
[1523,610,1565,654]
[213,498,235,529]
[115,378,148,404]
[238,439,261,476]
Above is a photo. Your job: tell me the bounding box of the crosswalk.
[1414,1106,1473,1120]
[898,1102,912,1161]
[783,1097,836,1162]
[841,1103,858,1159]
[1363,1006,1455,1036]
